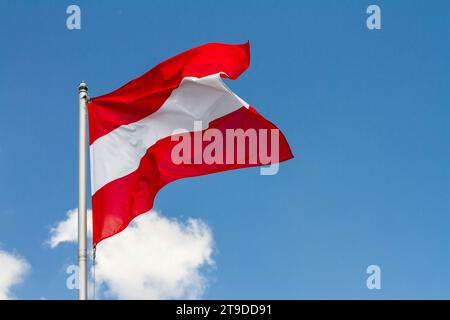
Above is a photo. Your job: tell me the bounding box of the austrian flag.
[88,42,293,245]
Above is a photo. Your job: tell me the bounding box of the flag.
[88,42,293,245]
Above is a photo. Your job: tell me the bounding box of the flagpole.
[78,82,88,300]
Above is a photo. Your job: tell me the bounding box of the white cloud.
[48,208,92,248]
[49,209,214,299]
[0,249,30,300]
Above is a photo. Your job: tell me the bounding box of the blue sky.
[0,0,449,299]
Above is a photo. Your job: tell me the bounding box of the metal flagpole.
[78,82,88,300]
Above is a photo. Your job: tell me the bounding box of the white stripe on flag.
[90,73,249,194]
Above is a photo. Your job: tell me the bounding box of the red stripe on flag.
[92,106,293,245]
[88,42,250,144]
